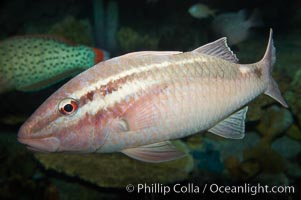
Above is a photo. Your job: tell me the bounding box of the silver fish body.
[18,29,287,163]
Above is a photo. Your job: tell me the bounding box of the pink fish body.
[18,29,287,163]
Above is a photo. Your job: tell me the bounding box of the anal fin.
[121,141,186,163]
[208,107,248,139]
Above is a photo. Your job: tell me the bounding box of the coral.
[117,27,159,52]
[48,16,93,46]
[256,105,293,143]
[35,140,193,188]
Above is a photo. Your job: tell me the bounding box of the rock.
[239,160,260,179]
[186,133,204,150]
[291,69,301,88]
[0,133,46,199]
[286,124,301,142]
[285,162,301,178]
[243,143,285,174]
[284,71,301,125]
[256,105,293,142]
[201,132,260,162]
[256,173,289,186]
[247,95,274,122]
[35,140,194,188]
[284,90,301,125]
[224,156,241,178]
[271,136,301,159]
[189,132,260,177]
[192,143,224,173]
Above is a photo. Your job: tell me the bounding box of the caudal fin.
[261,29,288,108]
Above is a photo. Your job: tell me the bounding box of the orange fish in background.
[18,29,287,163]
[0,35,109,94]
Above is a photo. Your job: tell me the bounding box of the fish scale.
[18,30,288,163]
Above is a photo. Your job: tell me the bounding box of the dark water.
[0,0,300,199]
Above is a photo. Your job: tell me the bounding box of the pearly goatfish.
[0,35,109,94]
[18,29,287,163]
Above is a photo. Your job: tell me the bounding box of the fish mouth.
[18,136,60,152]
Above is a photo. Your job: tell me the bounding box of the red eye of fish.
[58,98,79,116]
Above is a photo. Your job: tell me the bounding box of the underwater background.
[0,0,300,199]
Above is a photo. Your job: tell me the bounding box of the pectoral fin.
[122,141,186,163]
[208,107,248,139]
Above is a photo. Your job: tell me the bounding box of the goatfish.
[18,29,287,163]
[0,35,109,94]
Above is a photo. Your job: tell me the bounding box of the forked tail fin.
[261,29,288,108]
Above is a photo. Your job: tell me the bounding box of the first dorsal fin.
[193,38,239,63]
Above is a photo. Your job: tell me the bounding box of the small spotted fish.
[0,35,109,94]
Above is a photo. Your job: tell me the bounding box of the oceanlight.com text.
[125,183,295,196]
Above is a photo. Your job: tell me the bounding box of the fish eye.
[58,98,79,116]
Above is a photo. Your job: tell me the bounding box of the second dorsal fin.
[192,38,239,63]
